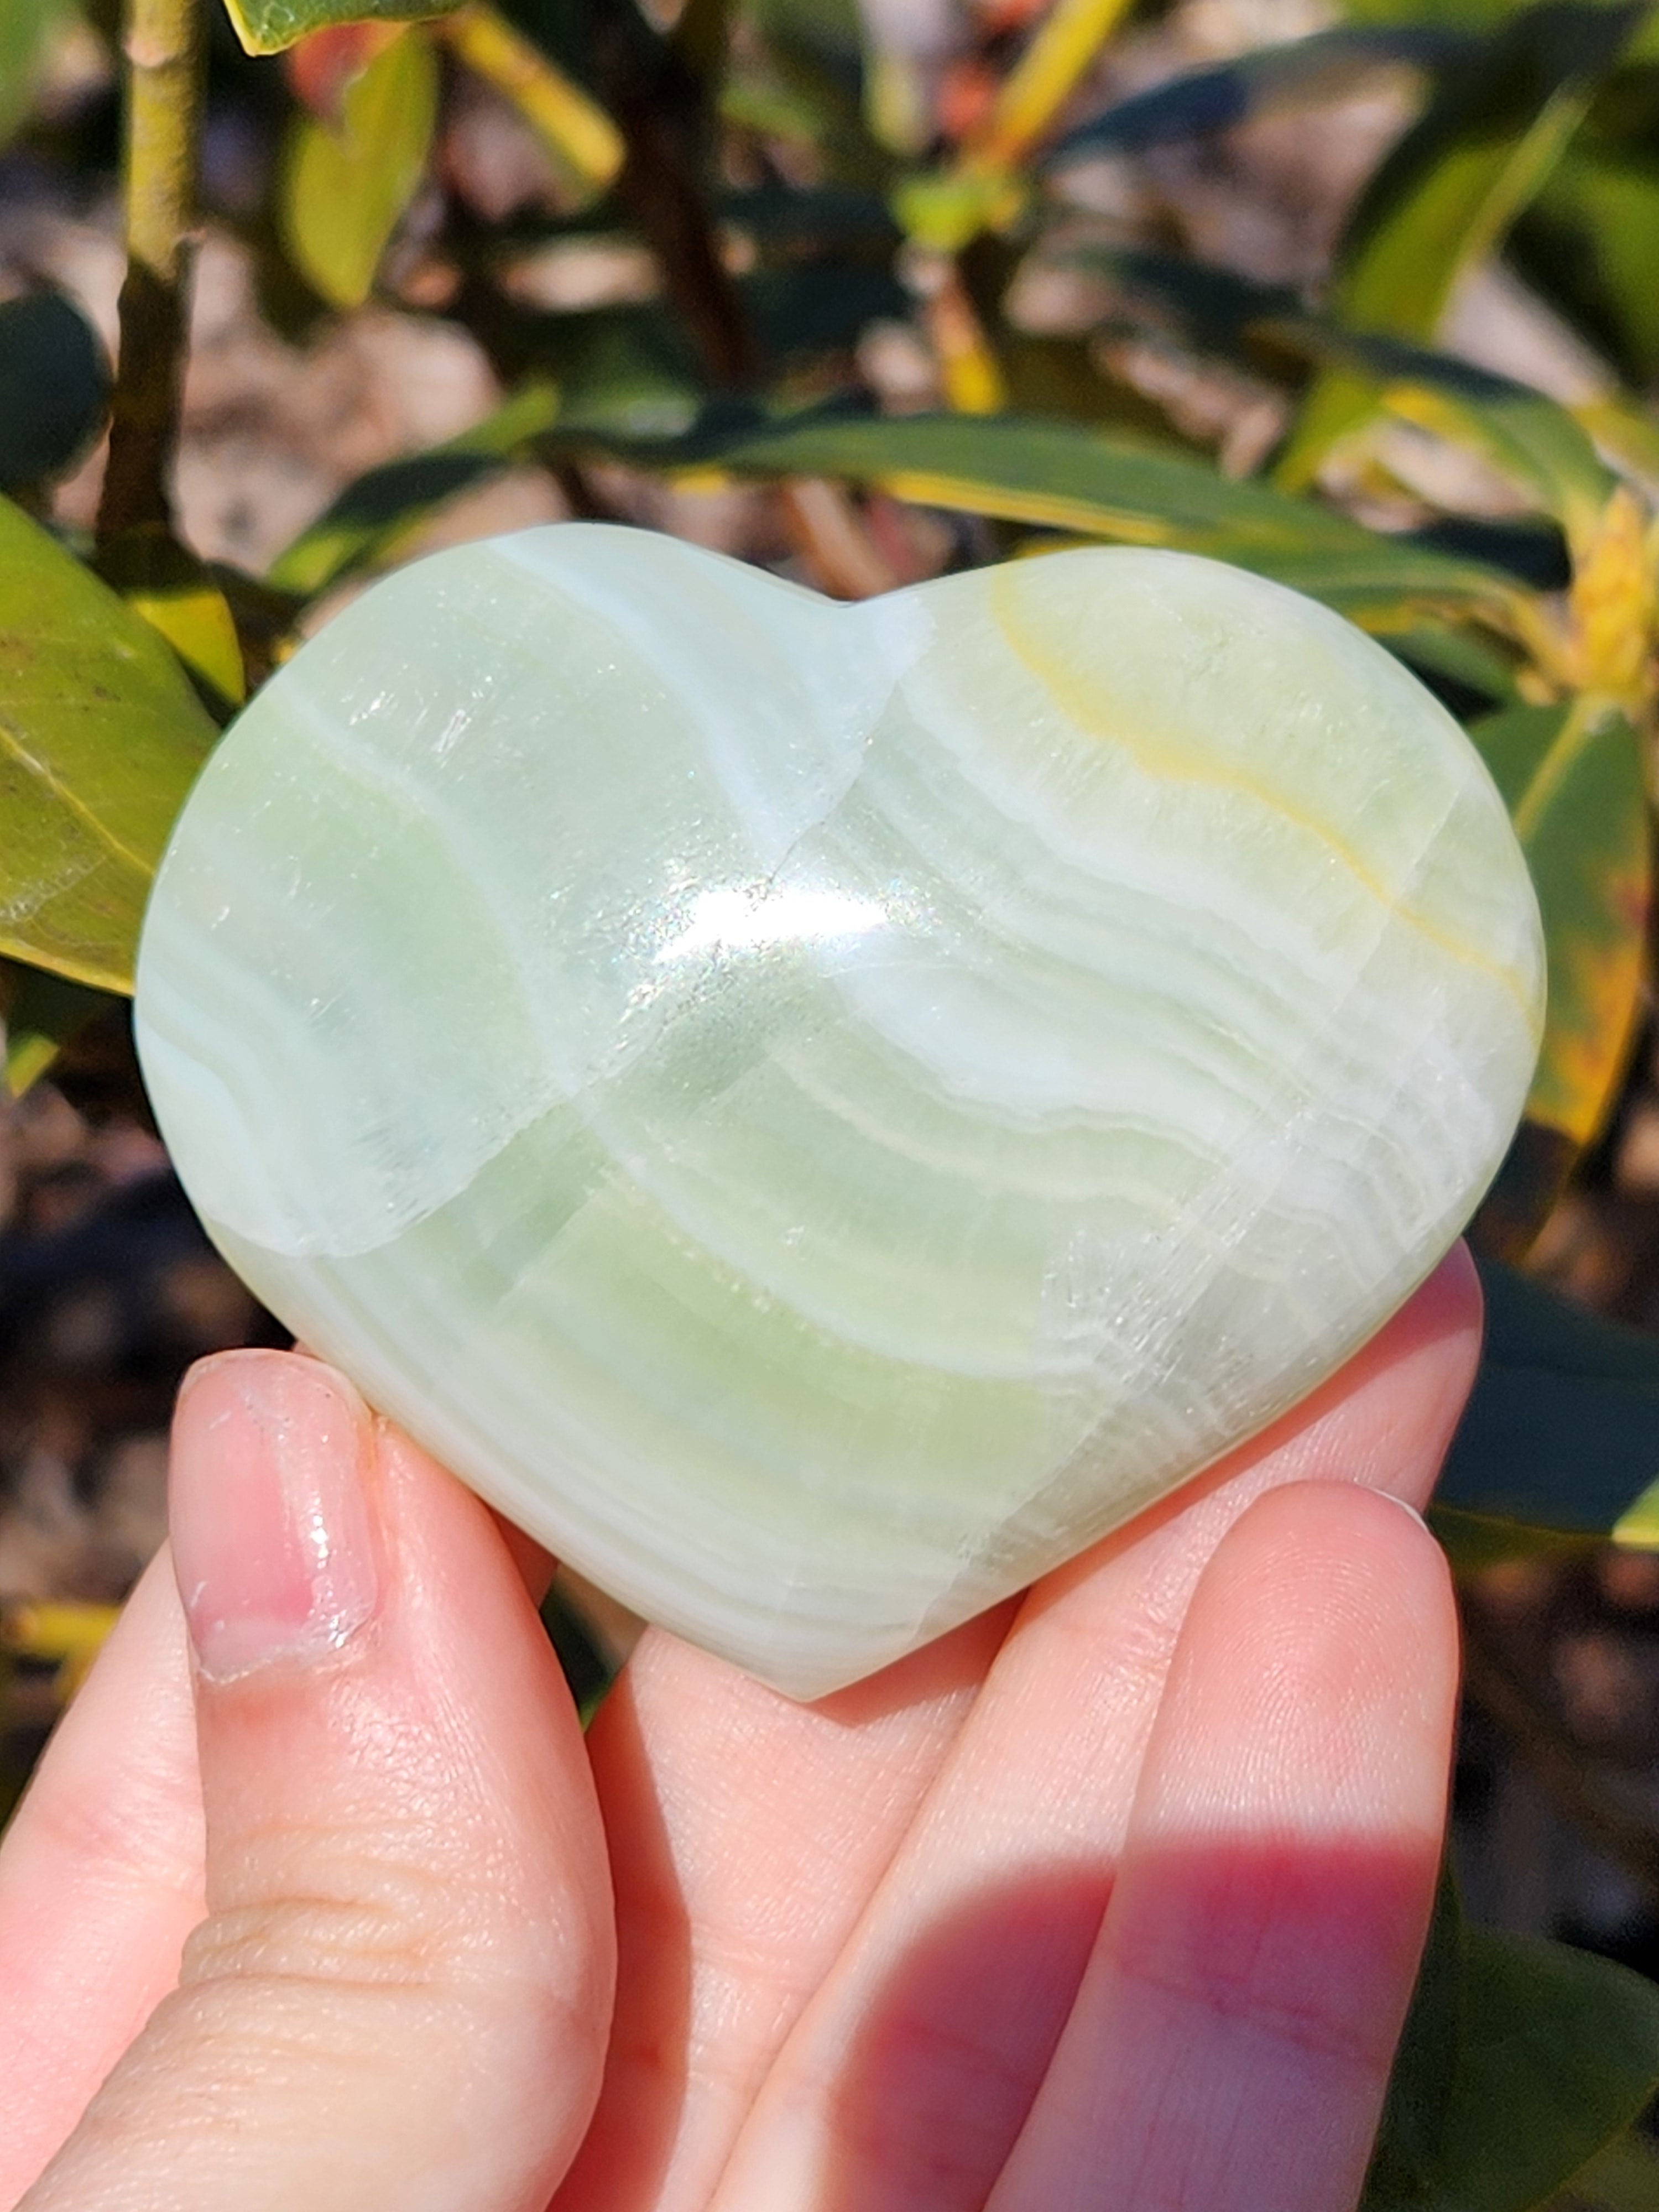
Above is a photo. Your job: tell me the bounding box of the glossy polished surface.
[135,528,1543,1697]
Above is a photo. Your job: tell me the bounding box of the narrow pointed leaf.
[1279,1,1644,489]
[0,498,216,992]
[587,410,1537,635]
[1278,324,1615,546]
[270,378,562,595]
[1047,24,1470,166]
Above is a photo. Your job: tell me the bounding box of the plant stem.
[586,0,895,597]
[96,0,204,548]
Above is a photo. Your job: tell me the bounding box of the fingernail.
[170,1350,379,1681]
[1374,1488,1431,1532]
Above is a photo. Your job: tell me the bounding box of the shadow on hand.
[818,1835,1427,2212]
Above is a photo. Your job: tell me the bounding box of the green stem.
[96,0,204,548]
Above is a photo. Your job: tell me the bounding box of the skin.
[0,1244,1480,2212]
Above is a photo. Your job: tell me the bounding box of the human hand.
[0,1245,1480,2212]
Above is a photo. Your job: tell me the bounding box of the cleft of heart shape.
[134,525,1543,1699]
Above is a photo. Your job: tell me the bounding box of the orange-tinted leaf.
[1471,697,1649,1151]
[283,20,405,123]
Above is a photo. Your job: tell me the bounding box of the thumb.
[22,1350,614,2212]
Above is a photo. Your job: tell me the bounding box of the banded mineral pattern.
[134,528,1543,1697]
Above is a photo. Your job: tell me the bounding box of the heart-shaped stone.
[134,527,1542,1698]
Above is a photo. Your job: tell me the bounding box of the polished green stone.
[134,528,1543,1697]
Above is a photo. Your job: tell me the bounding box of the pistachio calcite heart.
[134,526,1543,1698]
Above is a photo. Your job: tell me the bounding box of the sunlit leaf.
[1047,23,1470,166]
[1435,1255,1659,1546]
[221,0,460,60]
[0,497,215,993]
[270,378,562,594]
[1366,1859,1659,2210]
[279,24,439,309]
[956,0,1136,175]
[594,409,1537,636]
[438,4,622,198]
[1471,699,1648,1150]
[96,525,246,709]
[0,290,107,491]
[1277,323,1616,549]
[1278,1,1644,490]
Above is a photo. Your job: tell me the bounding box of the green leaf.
[1470,700,1648,1151]
[95,526,246,709]
[1278,1,1645,490]
[1366,1860,1659,2210]
[1436,1255,1659,1545]
[1276,324,1616,549]
[1539,2125,1659,2210]
[0,496,216,993]
[745,262,909,357]
[221,0,460,59]
[269,377,562,595]
[1046,23,1472,166]
[720,184,899,250]
[0,0,66,146]
[1388,622,1525,704]
[0,291,106,491]
[279,25,439,309]
[1522,147,1659,386]
[1370,1862,1465,2201]
[600,409,1537,636]
[0,958,111,1095]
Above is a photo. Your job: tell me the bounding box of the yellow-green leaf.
[0,0,67,145]
[96,525,246,708]
[608,409,1538,637]
[279,25,438,309]
[0,958,111,1094]
[1471,697,1649,1150]
[0,496,216,993]
[1277,322,1617,551]
[222,0,458,60]
[1278,2,1643,489]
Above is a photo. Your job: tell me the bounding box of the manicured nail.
[170,1350,379,1681]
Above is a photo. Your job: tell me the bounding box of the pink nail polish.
[170,1351,379,1681]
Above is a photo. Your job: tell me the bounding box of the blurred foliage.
[8,0,1659,2197]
